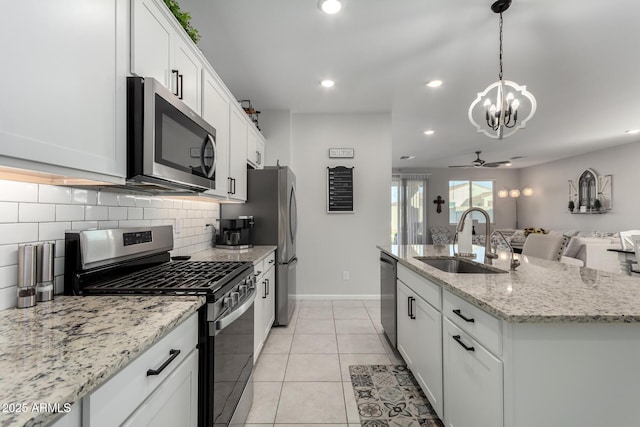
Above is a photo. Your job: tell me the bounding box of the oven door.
[210,291,256,427]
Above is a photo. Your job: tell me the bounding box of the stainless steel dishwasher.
[380,252,397,348]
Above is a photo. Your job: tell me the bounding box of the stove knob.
[239,284,248,295]
[223,296,233,309]
[231,291,240,305]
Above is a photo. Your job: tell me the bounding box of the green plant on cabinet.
[163,0,200,43]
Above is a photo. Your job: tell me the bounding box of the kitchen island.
[379,244,640,427]
[0,295,204,427]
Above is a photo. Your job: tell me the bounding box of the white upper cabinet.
[201,69,229,197]
[0,0,128,182]
[229,105,249,201]
[131,0,201,114]
[247,125,265,169]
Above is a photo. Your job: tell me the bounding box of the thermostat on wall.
[329,148,354,158]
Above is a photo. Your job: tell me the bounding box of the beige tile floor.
[246,299,403,426]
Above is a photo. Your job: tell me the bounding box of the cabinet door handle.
[232,178,236,194]
[171,70,179,97]
[178,73,184,100]
[407,296,412,318]
[146,349,181,376]
[263,280,267,299]
[268,259,275,265]
[452,309,475,323]
[410,297,416,320]
[452,335,475,352]
[228,177,233,194]
[266,278,270,296]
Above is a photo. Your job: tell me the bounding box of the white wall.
[518,141,640,232]
[292,113,391,298]
[0,180,218,310]
[261,110,293,167]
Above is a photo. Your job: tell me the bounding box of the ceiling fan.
[448,151,511,168]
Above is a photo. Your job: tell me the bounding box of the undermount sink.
[414,257,507,274]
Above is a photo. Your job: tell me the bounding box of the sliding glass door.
[391,175,428,245]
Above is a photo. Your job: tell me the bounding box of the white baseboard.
[293,294,380,300]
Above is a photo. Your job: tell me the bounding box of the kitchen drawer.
[263,251,276,272]
[398,264,441,310]
[443,290,502,357]
[83,313,198,427]
[253,258,265,278]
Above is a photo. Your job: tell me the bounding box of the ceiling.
[182,0,640,169]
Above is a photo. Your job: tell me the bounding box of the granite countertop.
[378,244,640,323]
[0,295,205,427]
[190,245,277,263]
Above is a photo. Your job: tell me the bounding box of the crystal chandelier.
[468,0,536,140]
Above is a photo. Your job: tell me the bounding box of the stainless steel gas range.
[64,226,255,427]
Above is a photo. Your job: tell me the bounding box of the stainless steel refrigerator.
[221,166,298,326]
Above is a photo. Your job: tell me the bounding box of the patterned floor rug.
[349,365,444,427]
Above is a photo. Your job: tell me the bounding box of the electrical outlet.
[342,271,350,281]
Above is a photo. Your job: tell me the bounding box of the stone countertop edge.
[0,295,206,427]
[190,245,277,264]
[377,244,640,324]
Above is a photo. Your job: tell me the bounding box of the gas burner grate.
[83,261,250,295]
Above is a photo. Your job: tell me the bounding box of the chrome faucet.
[456,207,492,262]
[487,230,520,271]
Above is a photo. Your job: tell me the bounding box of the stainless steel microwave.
[127,76,217,193]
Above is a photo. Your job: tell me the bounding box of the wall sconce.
[498,186,533,198]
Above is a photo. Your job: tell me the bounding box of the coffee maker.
[215,216,254,249]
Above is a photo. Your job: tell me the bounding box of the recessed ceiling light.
[400,155,415,160]
[423,130,435,136]
[318,0,342,14]
[626,129,640,134]
[426,80,443,88]
[505,162,512,167]
[320,79,335,88]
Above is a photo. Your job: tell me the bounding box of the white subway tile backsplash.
[135,197,152,208]
[39,222,71,241]
[118,220,151,228]
[54,275,64,295]
[97,191,118,206]
[0,223,38,245]
[0,286,15,310]
[98,221,119,229]
[85,205,109,221]
[0,202,18,223]
[0,180,38,202]
[128,207,143,220]
[56,204,85,221]
[72,189,97,205]
[39,185,72,204]
[118,195,136,207]
[19,203,55,222]
[108,207,128,220]
[71,221,99,231]
[0,181,219,310]
[0,245,18,267]
[0,265,18,289]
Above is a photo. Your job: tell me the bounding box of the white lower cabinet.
[82,313,198,427]
[254,251,276,360]
[396,279,443,418]
[121,350,198,427]
[443,318,503,427]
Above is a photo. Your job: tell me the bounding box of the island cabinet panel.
[396,274,443,418]
[503,323,640,427]
[443,318,503,427]
[254,250,276,360]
